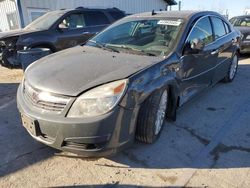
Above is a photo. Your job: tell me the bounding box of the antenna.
[152,10,157,15]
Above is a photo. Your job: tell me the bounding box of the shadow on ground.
[0,60,250,180]
[0,83,58,178]
[239,53,250,60]
[53,185,195,188]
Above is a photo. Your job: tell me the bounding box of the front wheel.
[223,54,239,83]
[136,88,169,144]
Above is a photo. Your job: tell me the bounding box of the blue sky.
[171,0,250,18]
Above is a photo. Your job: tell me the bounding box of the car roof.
[127,10,220,20]
[231,15,250,19]
[53,7,123,14]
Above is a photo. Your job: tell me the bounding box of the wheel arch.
[136,79,180,122]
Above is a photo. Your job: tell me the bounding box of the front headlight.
[0,41,5,47]
[246,35,250,40]
[67,79,128,118]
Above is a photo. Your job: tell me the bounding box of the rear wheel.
[223,54,238,83]
[136,88,168,144]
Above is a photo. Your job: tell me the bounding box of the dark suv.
[0,7,125,67]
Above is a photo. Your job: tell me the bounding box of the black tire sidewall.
[228,54,239,82]
[136,88,169,143]
[223,53,239,83]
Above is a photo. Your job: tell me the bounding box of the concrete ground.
[0,56,250,188]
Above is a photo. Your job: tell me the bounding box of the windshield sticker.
[157,20,182,26]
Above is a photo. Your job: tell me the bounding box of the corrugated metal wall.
[0,0,20,32]
[20,0,166,26]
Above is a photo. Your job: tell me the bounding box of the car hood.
[0,29,36,39]
[235,26,250,35]
[25,46,162,96]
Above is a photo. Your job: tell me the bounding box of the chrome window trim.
[184,14,233,48]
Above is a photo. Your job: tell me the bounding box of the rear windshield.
[230,17,250,27]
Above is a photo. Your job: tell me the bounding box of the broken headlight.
[0,41,6,52]
[0,37,19,50]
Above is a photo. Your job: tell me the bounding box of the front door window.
[59,13,86,30]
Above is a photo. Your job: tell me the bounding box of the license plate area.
[21,114,37,136]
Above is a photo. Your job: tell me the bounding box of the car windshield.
[230,17,250,27]
[87,18,184,56]
[24,11,64,30]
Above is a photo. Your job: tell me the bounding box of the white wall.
[0,0,20,32]
[20,0,167,26]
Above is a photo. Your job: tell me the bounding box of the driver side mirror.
[58,23,68,32]
[184,38,205,55]
[191,38,205,51]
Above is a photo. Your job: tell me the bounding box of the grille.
[62,141,105,150]
[23,82,70,113]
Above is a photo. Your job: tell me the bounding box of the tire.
[223,53,239,83]
[136,88,169,144]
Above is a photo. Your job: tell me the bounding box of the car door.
[83,10,111,35]
[56,12,92,50]
[210,17,235,83]
[178,16,218,105]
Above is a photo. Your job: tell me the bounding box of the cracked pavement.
[0,57,250,187]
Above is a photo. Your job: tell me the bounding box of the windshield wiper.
[106,44,157,56]
[106,44,139,52]
[140,50,157,57]
[88,40,120,53]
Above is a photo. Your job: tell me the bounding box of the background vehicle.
[230,15,250,53]
[17,11,241,157]
[0,7,125,67]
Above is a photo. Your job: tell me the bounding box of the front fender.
[120,61,180,110]
[17,32,57,50]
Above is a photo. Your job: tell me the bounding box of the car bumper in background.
[240,41,250,53]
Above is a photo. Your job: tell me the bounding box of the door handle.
[82,31,90,35]
[211,49,219,55]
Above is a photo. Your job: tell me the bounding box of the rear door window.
[109,11,124,20]
[211,17,227,39]
[84,11,110,26]
[223,22,231,34]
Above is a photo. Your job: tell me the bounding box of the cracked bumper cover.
[0,37,22,66]
[17,85,137,157]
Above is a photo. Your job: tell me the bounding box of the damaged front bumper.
[0,37,21,67]
[16,84,138,157]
